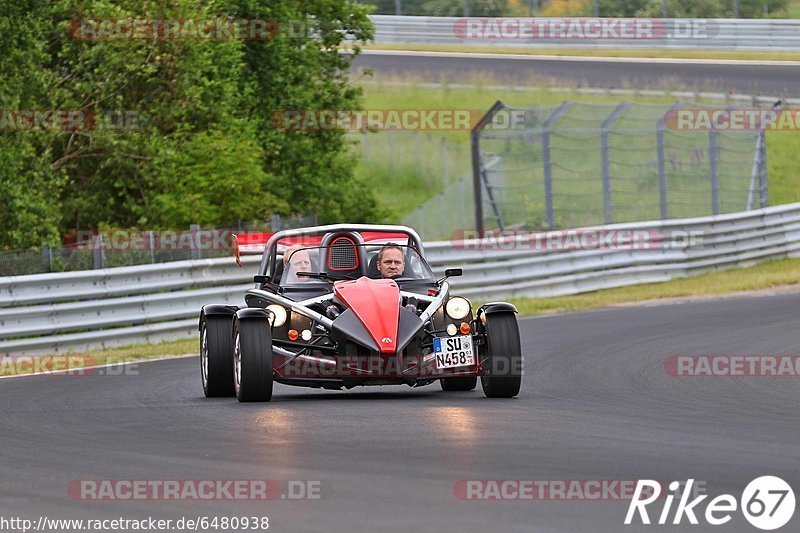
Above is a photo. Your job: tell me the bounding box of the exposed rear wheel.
[233,316,274,402]
[480,312,522,398]
[200,315,235,397]
[440,376,478,391]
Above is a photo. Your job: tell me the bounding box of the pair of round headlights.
[267,297,470,326]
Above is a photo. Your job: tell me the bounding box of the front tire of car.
[480,312,522,398]
[233,316,274,402]
[440,376,478,391]
[200,314,235,397]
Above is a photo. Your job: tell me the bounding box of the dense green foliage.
[0,0,379,249]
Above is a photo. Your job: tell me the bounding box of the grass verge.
[0,338,197,377]
[501,256,800,316]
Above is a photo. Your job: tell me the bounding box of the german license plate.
[434,335,475,369]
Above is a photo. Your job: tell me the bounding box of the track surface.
[2,293,799,532]
[353,51,800,95]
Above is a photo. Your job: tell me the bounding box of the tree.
[0,0,379,250]
[230,0,382,223]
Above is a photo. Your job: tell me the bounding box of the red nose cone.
[334,278,400,354]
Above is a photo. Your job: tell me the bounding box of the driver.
[284,245,313,282]
[377,244,405,278]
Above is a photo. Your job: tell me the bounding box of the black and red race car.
[199,224,522,402]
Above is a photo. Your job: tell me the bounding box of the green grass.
[1,338,197,377]
[361,43,800,62]
[354,80,800,225]
[503,256,800,316]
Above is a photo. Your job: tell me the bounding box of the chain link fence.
[471,101,770,233]
[0,215,317,277]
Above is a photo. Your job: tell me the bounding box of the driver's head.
[284,245,312,281]
[377,244,405,278]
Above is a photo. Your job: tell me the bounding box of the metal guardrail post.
[709,130,720,216]
[600,102,630,225]
[542,102,573,229]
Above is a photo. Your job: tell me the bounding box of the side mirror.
[437,268,463,284]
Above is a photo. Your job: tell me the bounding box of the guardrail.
[3,203,800,354]
[371,16,800,51]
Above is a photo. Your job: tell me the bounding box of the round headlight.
[445,297,471,320]
[266,304,287,328]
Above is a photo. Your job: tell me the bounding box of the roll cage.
[255,224,427,290]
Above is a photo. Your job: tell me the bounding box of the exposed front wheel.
[480,312,522,398]
[200,315,235,397]
[233,317,274,402]
[440,376,478,391]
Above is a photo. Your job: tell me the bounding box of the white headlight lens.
[445,297,471,320]
[266,304,287,328]
[446,324,458,336]
[301,329,312,341]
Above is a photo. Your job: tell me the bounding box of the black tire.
[440,376,478,391]
[200,315,235,397]
[480,312,522,398]
[233,316,273,402]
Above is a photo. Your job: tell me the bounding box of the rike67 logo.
[625,477,795,530]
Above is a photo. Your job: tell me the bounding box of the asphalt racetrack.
[2,292,798,532]
[353,50,800,95]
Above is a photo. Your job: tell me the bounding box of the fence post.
[271,214,282,232]
[147,231,156,264]
[542,101,573,229]
[471,100,506,236]
[41,244,52,273]
[441,137,448,187]
[600,102,630,225]
[190,224,201,260]
[657,103,682,220]
[388,130,395,174]
[93,234,105,269]
[709,130,720,215]
[759,130,769,207]
[414,131,421,177]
